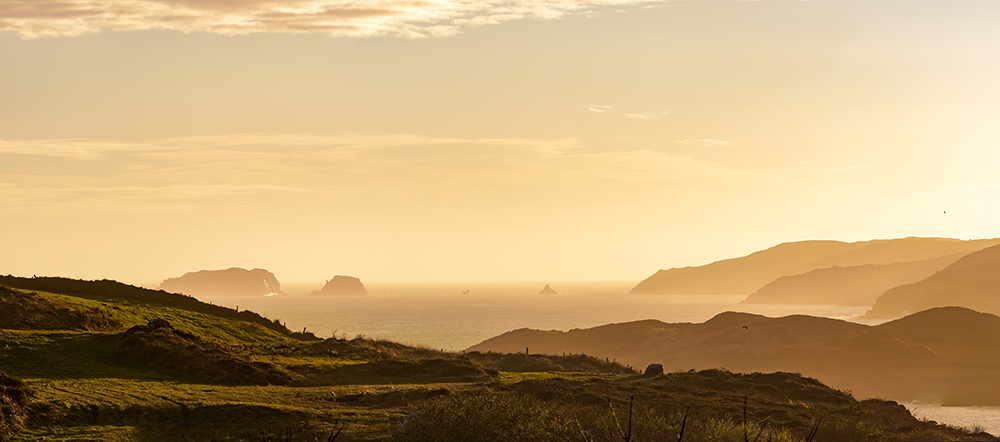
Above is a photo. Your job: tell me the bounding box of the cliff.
[159,268,285,297]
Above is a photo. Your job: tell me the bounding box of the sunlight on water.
[201,282,873,350]
[904,403,1000,437]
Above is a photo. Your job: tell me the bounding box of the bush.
[0,372,33,441]
[813,418,883,442]
[392,391,579,442]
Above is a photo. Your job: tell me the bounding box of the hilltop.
[469,306,1000,406]
[0,275,313,340]
[864,244,1000,319]
[2,277,994,441]
[630,237,1000,295]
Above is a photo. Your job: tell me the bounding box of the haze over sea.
[195,280,1000,436]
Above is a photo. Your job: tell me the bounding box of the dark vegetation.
[465,351,633,374]
[0,372,33,442]
[117,322,295,386]
[1,279,998,441]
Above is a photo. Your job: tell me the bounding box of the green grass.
[14,379,462,442]
[497,371,619,383]
[33,290,294,344]
[0,330,179,381]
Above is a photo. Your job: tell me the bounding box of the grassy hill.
[1,279,997,441]
[469,307,1000,406]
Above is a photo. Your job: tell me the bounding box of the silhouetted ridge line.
[630,237,1000,295]
[863,243,1000,319]
[468,307,1000,405]
[0,275,318,341]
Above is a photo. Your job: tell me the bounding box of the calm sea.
[197,281,999,436]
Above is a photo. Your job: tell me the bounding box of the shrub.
[392,391,579,442]
[0,372,33,441]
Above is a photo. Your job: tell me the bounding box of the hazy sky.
[2,0,999,285]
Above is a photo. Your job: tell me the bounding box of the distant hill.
[630,237,1000,295]
[741,253,966,306]
[864,244,1000,319]
[468,307,1000,405]
[160,268,285,297]
[310,275,368,296]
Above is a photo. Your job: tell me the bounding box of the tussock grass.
[0,286,120,332]
[1,372,33,441]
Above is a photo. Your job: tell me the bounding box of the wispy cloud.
[910,182,1000,200]
[624,112,669,120]
[2,132,856,217]
[0,0,673,39]
[587,105,612,113]
[675,139,737,147]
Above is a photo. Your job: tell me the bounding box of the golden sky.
[2,0,999,284]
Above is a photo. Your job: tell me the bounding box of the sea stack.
[159,268,285,297]
[538,284,558,295]
[311,275,369,296]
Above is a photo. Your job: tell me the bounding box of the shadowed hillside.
[630,237,1000,295]
[468,307,1000,405]
[864,244,1000,319]
[741,253,965,306]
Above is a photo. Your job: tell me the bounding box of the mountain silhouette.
[741,253,965,306]
[629,237,1000,295]
[159,268,284,297]
[468,307,1000,405]
[864,244,1000,319]
[310,275,369,296]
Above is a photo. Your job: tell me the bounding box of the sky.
[1,0,999,286]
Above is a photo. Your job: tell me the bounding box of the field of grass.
[2,282,999,441]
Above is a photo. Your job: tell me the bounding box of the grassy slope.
[2,284,997,441]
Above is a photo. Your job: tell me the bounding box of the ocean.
[197,281,1000,436]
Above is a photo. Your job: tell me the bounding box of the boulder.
[644,363,664,375]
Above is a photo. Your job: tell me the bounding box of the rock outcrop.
[311,275,369,296]
[159,268,285,297]
[537,284,558,295]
